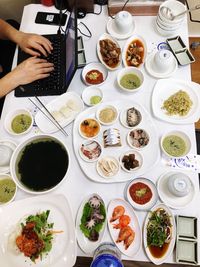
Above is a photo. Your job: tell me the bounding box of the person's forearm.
[0,71,20,98]
[0,19,19,42]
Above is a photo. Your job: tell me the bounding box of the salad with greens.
[80,195,106,242]
[147,208,172,248]
[16,210,60,262]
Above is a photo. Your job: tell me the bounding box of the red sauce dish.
[85,69,104,85]
[129,182,152,205]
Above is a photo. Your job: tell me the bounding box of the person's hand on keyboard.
[12,57,54,84]
[15,32,53,57]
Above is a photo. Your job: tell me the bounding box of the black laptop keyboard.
[15,34,66,97]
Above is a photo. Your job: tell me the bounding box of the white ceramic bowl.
[4,109,33,136]
[117,67,144,93]
[81,62,108,86]
[114,11,133,34]
[167,172,192,197]
[96,104,118,125]
[10,134,70,194]
[127,128,150,150]
[79,118,101,139]
[0,173,17,205]
[161,131,191,158]
[153,50,175,73]
[82,86,103,106]
[158,0,186,23]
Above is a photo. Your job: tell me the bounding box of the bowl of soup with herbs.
[10,135,70,194]
[161,131,191,158]
[117,67,144,93]
[4,109,33,135]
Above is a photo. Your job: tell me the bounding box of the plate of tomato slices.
[125,177,158,211]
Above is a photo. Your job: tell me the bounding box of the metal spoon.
[160,4,200,21]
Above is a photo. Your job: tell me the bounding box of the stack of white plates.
[156,0,186,36]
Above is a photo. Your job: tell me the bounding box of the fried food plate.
[107,198,141,257]
[0,194,77,267]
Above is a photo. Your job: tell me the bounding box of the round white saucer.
[106,17,135,40]
[157,171,195,210]
[145,52,178,78]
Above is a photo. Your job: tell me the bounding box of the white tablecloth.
[0,4,199,264]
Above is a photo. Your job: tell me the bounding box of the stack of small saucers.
[156,0,186,36]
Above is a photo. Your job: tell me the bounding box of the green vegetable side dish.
[0,178,16,203]
[16,210,59,262]
[90,95,102,105]
[162,90,193,116]
[11,114,32,134]
[80,195,106,242]
[162,135,186,157]
[147,208,172,248]
[120,73,141,90]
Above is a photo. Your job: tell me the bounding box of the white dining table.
[0,3,199,265]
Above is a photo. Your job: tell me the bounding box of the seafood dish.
[79,118,101,138]
[144,204,176,264]
[121,151,142,172]
[79,195,106,242]
[129,181,152,205]
[103,128,121,147]
[85,69,104,85]
[107,199,141,257]
[97,156,119,178]
[125,38,145,67]
[99,38,121,69]
[120,107,142,128]
[128,129,149,149]
[15,210,60,262]
[110,205,135,250]
[80,140,102,162]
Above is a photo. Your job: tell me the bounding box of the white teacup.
[167,173,191,197]
[153,50,174,72]
[114,11,133,34]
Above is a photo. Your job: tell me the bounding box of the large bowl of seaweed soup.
[10,135,69,194]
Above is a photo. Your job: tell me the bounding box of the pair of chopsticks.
[29,96,68,137]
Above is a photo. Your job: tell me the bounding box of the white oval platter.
[143,203,176,265]
[107,198,141,257]
[76,193,106,254]
[97,33,122,71]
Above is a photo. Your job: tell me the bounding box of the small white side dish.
[82,86,103,106]
[96,104,118,125]
[79,140,102,162]
[120,106,142,128]
[79,118,101,139]
[97,156,120,179]
[120,150,143,173]
[125,177,158,211]
[0,173,17,205]
[107,198,141,257]
[127,128,150,150]
[4,109,33,136]
[76,194,106,254]
[143,203,176,265]
[81,62,108,86]
[117,67,144,93]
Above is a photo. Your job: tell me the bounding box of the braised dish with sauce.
[85,70,104,85]
[80,119,100,138]
[126,39,144,67]
[147,208,172,259]
[99,39,121,69]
